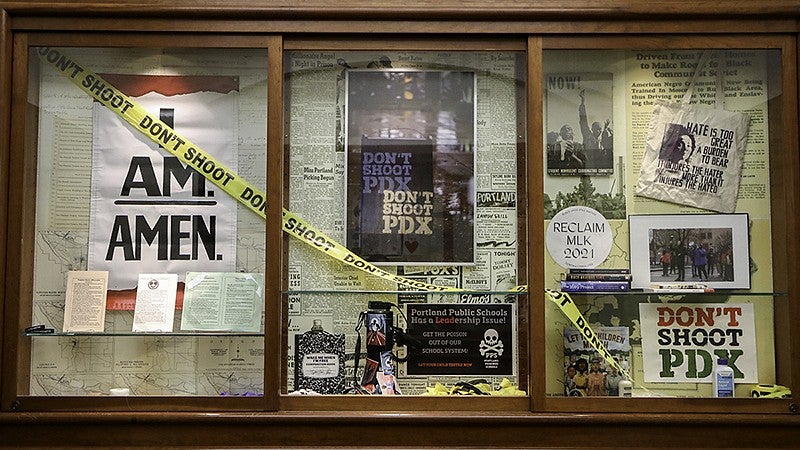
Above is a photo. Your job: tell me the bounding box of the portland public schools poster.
[345,70,476,265]
[405,303,513,376]
[639,303,757,383]
[89,74,239,297]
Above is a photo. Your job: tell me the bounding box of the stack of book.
[560,268,632,292]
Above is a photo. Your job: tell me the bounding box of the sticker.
[546,206,612,269]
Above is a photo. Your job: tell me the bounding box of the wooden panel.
[284,36,526,51]
[25,32,275,48]
[515,50,531,394]
[264,34,284,411]
[544,396,795,414]
[780,35,800,400]
[2,411,800,447]
[8,17,800,35]
[542,34,800,50]
[527,36,546,412]
[2,0,800,20]
[279,48,291,396]
[281,394,528,411]
[8,395,266,412]
[0,8,10,412]
[2,31,34,410]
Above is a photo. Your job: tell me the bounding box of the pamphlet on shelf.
[132,273,178,332]
[63,270,109,332]
[180,272,264,332]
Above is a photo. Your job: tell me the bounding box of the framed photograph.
[345,69,476,265]
[628,213,750,290]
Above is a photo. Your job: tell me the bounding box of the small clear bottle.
[713,358,735,398]
[618,361,633,397]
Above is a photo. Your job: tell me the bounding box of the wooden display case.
[1,1,800,448]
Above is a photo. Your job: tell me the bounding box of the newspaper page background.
[30,48,267,396]
[543,49,774,397]
[286,51,523,394]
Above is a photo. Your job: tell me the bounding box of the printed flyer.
[545,72,614,176]
[405,303,513,376]
[635,98,750,213]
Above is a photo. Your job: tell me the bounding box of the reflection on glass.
[285,50,526,396]
[29,47,268,396]
[543,49,785,399]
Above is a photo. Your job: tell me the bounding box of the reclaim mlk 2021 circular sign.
[546,206,612,269]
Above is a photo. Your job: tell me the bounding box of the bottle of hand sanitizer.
[713,358,734,398]
[617,361,633,397]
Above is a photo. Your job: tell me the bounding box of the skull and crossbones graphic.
[479,328,504,358]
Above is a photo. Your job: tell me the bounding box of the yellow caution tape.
[423,378,526,396]
[282,208,461,291]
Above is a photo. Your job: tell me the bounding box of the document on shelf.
[180,272,264,332]
[132,273,178,332]
[63,270,109,332]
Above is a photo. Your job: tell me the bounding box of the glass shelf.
[559,291,786,296]
[283,289,529,295]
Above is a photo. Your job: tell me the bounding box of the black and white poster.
[88,75,239,302]
[545,72,614,176]
[345,70,476,265]
[405,303,513,376]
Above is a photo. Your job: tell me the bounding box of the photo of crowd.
[648,227,735,283]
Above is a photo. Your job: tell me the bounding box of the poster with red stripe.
[88,74,239,309]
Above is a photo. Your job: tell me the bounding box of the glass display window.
[0,27,796,426]
[6,35,273,410]
[281,43,530,408]
[539,37,795,413]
